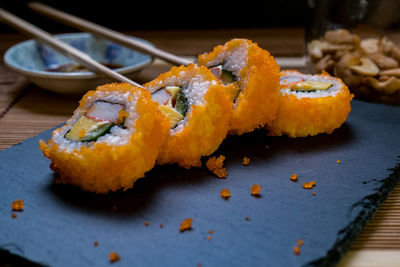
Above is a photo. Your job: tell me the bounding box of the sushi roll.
[39,83,170,194]
[265,70,354,138]
[144,63,233,169]
[198,38,280,135]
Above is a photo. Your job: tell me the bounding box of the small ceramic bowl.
[4,33,154,94]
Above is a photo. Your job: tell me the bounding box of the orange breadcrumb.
[302,181,316,189]
[160,224,164,228]
[290,173,298,182]
[11,214,17,219]
[11,199,24,211]
[293,246,301,255]
[207,236,212,241]
[180,218,193,232]
[297,240,303,246]
[245,216,250,221]
[109,252,120,263]
[206,155,228,178]
[208,229,213,234]
[336,160,341,164]
[313,192,316,196]
[250,184,261,196]
[94,241,98,247]
[145,221,149,227]
[242,157,250,166]
[220,188,231,199]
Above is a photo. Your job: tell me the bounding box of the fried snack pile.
[39,38,353,194]
[308,28,400,105]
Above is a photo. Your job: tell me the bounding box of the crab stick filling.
[65,101,128,142]
[152,85,188,128]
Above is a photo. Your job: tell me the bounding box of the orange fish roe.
[293,246,301,255]
[179,218,193,232]
[302,181,316,189]
[206,155,227,178]
[250,184,261,196]
[290,173,298,182]
[242,157,250,166]
[11,199,24,212]
[220,188,231,199]
[109,252,120,263]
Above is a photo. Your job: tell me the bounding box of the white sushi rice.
[146,65,218,134]
[280,74,343,99]
[203,41,249,82]
[53,90,139,152]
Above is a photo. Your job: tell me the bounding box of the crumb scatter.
[250,184,261,196]
[290,173,298,182]
[206,155,228,178]
[11,199,24,212]
[109,252,120,263]
[180,218,193,232]
[220,188,231,199]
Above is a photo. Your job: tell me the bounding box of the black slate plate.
[0,100,399,267]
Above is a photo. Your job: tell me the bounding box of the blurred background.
[1,0,313,32]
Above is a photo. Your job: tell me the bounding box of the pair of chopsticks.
[0,2,192,88]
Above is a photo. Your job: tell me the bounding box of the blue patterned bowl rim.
[3,32,154,79]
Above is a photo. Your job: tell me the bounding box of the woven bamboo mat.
[0,29,399,266]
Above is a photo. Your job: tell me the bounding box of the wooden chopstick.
[28,2,193,67]
[0,8,143,88]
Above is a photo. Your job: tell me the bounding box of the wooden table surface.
[0,28,399,267]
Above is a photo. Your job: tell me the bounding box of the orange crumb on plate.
[220,188,231,199]
[208,229,213,234]
[206,155,228,178]
[293,246,301,255]
[250,184,261,196]
[207,236,212,241]
[94,241,98,247]
[297,239,303,246]
[160,224,164,228]
[179,218,193,232]
[145,221,149,226]
[302,181,316,189]
[11,199,24,212]
[109,252,120,263]
[11,214,17,219]
[245,216,250,221]
[242,157,250,166]
[290,173,298,182]
[336,160,341,164]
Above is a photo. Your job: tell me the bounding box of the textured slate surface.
[0,100,399,267]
